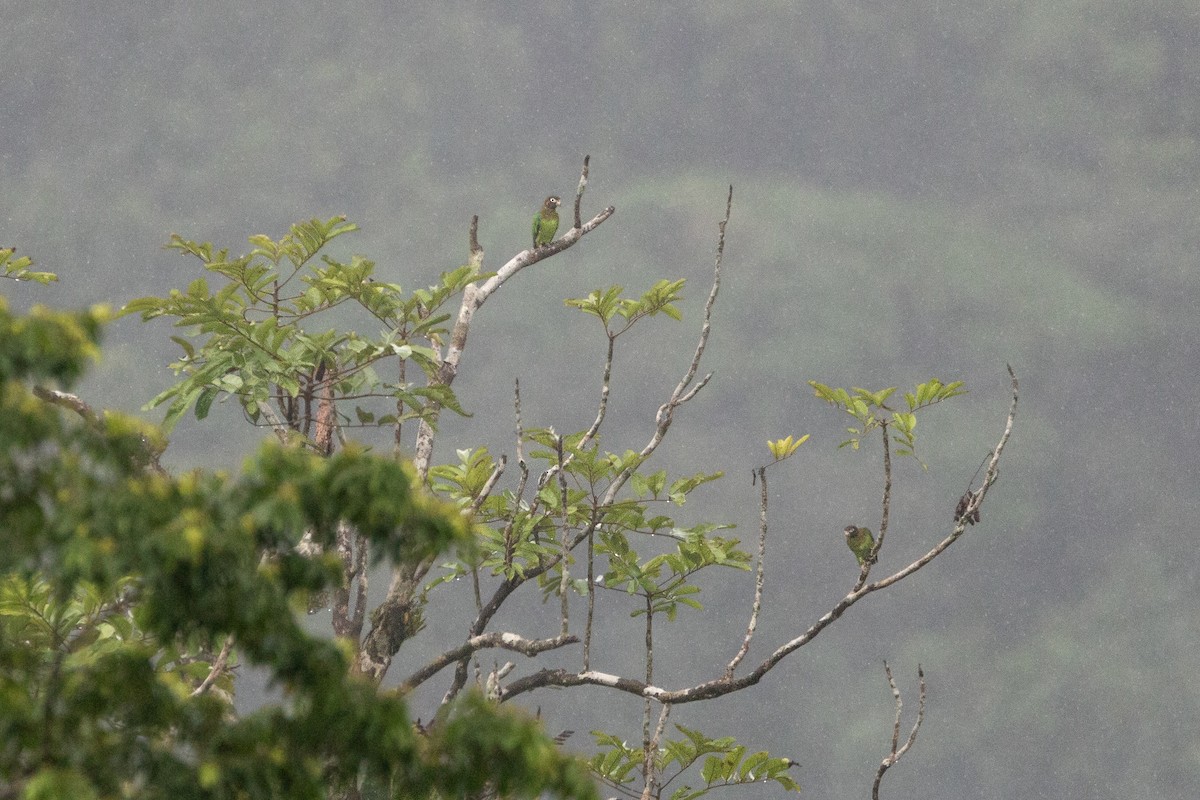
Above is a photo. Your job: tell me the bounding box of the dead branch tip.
[469,215,481,255]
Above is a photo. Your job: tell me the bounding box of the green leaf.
[767,433,809,461]
[194,386,218,420]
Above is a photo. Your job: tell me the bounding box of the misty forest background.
[5,1,1199,798]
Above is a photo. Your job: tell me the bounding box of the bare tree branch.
[640,593,655,794]
[642,703,671,800]
[191,635,235,698]
[397,632,579,694]
[252,395,293,445]
[360,156,615,683]
[499,367,1019,704]
[581,331,617,448]
[32,386,167,474]
[872,662,926,800]
[726,465,769,677]
[573,154,589,231]
[599,185,732,511]
[411,155,614,479]
[427,188,739,700]
[32,385,98,424]
[853,418,893,592]
[556,435,571,635]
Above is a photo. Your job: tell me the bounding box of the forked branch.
[872,662,926,800]
[360,156,615,683]
[499,366,1019,704]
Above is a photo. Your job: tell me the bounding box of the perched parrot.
[843,525,876,566]
[532,195,562,248]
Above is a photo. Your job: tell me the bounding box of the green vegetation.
[0,298,595,800]
[4,1,1198,796]
[1,191,1016,797]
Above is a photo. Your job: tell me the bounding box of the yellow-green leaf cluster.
[767,433,809,461]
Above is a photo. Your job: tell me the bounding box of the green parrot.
[532,195,562,248]
[843,525,876,566]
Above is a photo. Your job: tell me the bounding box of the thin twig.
[581,334,617,448]
[854,419,892,592]
[191,636,236,697]
[514,377,527,470]
[574,155,589,230]
[584,511,596,671]
[557,435,571,635]
[499,367,1018,704]
[469,213,482,259]
[641,595,657,800]
[469,455,507,516]
[603,186,732,507]
[467,455,507,615]
[727,465,769,677]
[872,663,926,800]
[469,563,484,616]
[536,328,634,491]
[360,158,614,682]
[503,380,531,570]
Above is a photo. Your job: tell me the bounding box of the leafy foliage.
[427,428,743,621]
[0,247,57,284]
[566,279,687,334]
[122,213,990,800]
[123,216,467,434]
[766,433,809,463]
[590,725,800,800]
[1,194,1004,800]
[0,298,595,800]
[809,378,966,461]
